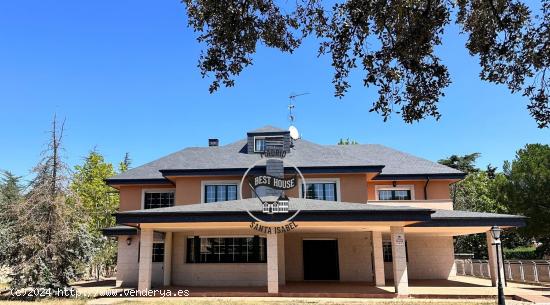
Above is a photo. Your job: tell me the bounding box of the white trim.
[141,188,176,210]
[298,178,341,202]
[200,180,241,203]
[374,184,415,200]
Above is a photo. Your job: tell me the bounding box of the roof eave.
[373,173,467,180]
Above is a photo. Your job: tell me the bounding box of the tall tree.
[71,150,118,280]
[500,144,550,255]
[438,153,481,173]
[337,138,359,145]
[0,117,93,289]
[118,152,132,173]
[181,0,549,127]
[0,171,22,208]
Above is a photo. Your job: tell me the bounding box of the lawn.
[0,298,529,305]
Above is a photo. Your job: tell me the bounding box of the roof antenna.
[287,92,309,141]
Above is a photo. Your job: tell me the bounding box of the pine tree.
[0,117,93,289]
[71,150,118,280]
[118,152,131,173]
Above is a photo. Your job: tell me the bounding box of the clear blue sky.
[0,1,547,182]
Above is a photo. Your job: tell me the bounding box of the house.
[103,125,525,296]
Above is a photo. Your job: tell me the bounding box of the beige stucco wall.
[117,176,454,211]
[284,231,373,282]
[384,234,456,280]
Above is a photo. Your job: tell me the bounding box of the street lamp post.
[491,226,506,305]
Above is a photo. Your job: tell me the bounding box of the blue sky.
[0,1,547,182]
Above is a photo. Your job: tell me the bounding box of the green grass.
[0,298,530,305]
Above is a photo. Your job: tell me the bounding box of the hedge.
[503,247,540,260]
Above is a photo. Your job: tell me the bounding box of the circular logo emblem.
[239,156,306,234]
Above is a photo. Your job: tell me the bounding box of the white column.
[138,228,153,291]
[277,233,286,285]
[372,231,385,286]
[391,226,409,296]
[267,233,279,293]
[486,232,506,287]
[163,232,173,287]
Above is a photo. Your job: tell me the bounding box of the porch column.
[372,231,385,286]
[486,232,506,287]
[277,233,286,285]
[390,226,409,296]
[163,232,173,286]
[267,233,279,293]
[138,228,153,291]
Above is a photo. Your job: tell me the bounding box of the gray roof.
[119,197,431,214]
[114,198,525,227]
[431,209,526,220]
[108,126,463,181]
[247,125,288,133]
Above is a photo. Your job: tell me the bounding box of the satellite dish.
[289,125,300,140]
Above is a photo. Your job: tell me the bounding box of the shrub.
[503,247,540,260]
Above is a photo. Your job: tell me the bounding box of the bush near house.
[504,247,540,260]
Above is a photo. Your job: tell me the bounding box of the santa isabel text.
[250,221,298,234]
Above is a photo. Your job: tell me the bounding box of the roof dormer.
[246,125,291,154]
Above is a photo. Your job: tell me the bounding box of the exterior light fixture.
[491,226,502,240]
[392,181,397,187]
[490,226,505,305]
[126,237,132,246]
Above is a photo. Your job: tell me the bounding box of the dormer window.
[255,138,266,152]
[253,136,284,153]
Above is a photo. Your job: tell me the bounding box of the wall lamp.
[126,237,132,246]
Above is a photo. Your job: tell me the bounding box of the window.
[255,138,266,152]
[144,191,175,209]
[383,241,393,262]
[204,184,238,203]
[254,136,284,152]
[303,182,338,201]
[375,185,414,200]
[378,190,412,200]
[186,236,267,263]
[382,240,408,262]
[152,243,164,262]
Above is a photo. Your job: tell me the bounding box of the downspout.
[423,176,430,200]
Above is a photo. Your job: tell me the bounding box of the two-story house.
[103,126,524,296]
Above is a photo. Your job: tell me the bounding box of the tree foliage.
[182,0,550,127]
[439,152,529,257]
[499,144,550,256]
[0,118,93,289]
[337,138,359,145]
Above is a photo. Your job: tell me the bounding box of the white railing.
[455,259,550,284]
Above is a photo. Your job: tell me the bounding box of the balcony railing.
[455,259,550,284]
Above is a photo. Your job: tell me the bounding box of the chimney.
[208,138,219,147]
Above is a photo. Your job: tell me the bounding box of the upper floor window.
[254,136,284,153]
[144,191,175,209]
[204,184,238,203]
[303,182,338,201]
[375,185,414,201]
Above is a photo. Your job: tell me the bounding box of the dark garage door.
[303,239,340,280]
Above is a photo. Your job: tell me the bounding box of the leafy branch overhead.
[182,0,549,127]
